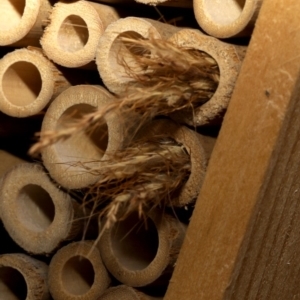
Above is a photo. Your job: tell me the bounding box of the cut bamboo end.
[48,241,111,300]
[41,85,125,189]
[0,48,72,117]
[0,163,83,254]
[96,17,179,94]
[0,150,25,179]
[0,253,50,300]
[41,0,119,68]
[137,119,207,207]
[99,285,163,300]
[99,209,186,287]
[169,29,246,126]
[193,0,263,38]
[0,0,51,47]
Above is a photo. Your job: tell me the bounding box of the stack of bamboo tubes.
[0,0,260,299]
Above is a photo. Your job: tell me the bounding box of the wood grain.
[165,0,300,299]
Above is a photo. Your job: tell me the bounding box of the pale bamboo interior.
[0,0,25,31]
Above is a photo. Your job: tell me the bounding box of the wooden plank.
[165,0,300,299]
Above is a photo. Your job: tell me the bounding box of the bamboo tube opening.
[2,61,42,107]
[62,255,95,295]
[0,0,25,31]
[17,184,55,232]
[0,266,27,300]
[58,15,89,53]
[203,0,246,25]
[111,212,159,271]
[54,104,109,174]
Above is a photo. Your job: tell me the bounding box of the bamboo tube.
[168,29,246,126]
[0,163,84,254]
[0,0,52,47]
[48,241,111,300]
[136,119,207,207]
[0,47,73,117]
[0,253,50,300]
[41,85,126,189]
[99,209,186,287]
[41,0,120,68]
[96,17,179,94]
[0,150,25,179]
[99,285,163,300]
[193,0,263,38]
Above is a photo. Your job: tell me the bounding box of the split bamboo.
[0,163,84,254]
[0,0,52,47]
[41,85,126,189]
[41,0,120,68]
[0,47,72,117]
[0,253,50,300]
[99,285,163,300]
[193,0,263,38]
[96,17,179,94]
[99,209,186,287]
[48,241,111,300]
[169,29,246,126]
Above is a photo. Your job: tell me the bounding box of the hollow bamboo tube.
[0,163,84,254]
[0,47,73,117]
[137,119,207,207]
[41,85,126,189]
[0,253,50,300]
[194,0,263,38]
[99,209,186,287]
[0,150,25,179]
[41,0,120,68]
[48,241,111,300]
[0,0,52,47]
[99,285,163,300]
[168,29,246,126]
[96,17,179,94]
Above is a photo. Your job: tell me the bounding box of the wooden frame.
[165,0,300,299]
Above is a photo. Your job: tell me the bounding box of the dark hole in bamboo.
[17,184,55,232]
[0,266,28,300]
[111,212,159,271]
[62,255,95,295]
[2,61,42,106]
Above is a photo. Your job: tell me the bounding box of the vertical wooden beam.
[165,0,300,299]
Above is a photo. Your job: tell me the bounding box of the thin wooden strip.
[165,0,300,299]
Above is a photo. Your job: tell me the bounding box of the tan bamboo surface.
[48,241,111,300]
[0,253,50,300]
[41,0,120,68]
[193,0,263,38]
[99,209,186,287]
[0,150,25,179]
[135,0,192,7]
[168,29,246,126]
[136,119,207,207]
[165,0,300,299]
[41,84,126,189]
[0,47,73,117]
[99,285,163,300]
[0,0,52,47]
[0,163,84,254]
[96,17,179,95]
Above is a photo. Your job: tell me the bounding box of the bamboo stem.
[41,0,120,68]
[0,47,72,117]
[99,285,163,300]
[41,85,126,189]
[168,29,246,126]
[0,253,50,300]
[48,241,111,300]
[0,163,84,254]
[0,0,52,47]
[99,209,186,287]
[96,17,179,94]
[193,0,263,38]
